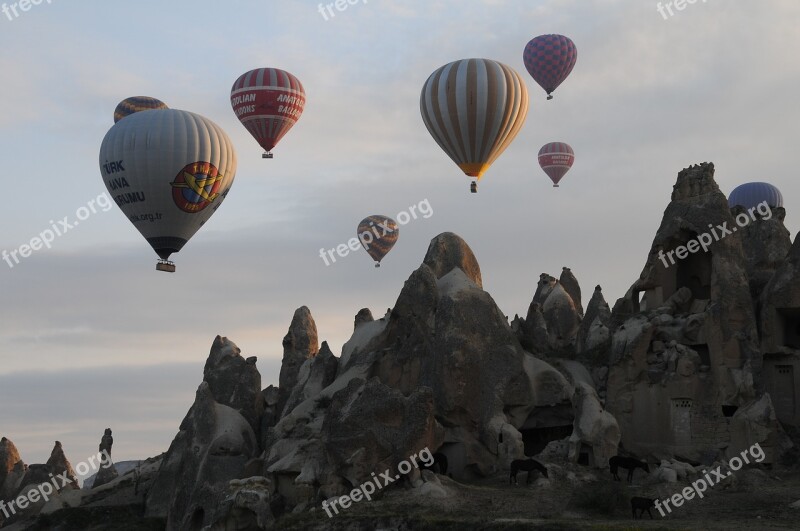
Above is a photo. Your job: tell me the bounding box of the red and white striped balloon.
[230,68,305,155]
[538,142,574,187]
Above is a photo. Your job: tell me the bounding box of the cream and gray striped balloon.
[420,58,529,181]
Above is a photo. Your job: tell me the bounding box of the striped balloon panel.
[113,96,168,124]
[538,142,575,185]
[357,216,399,264]
[231,68,305,152]
[420,58,529,179]
[99,109,237,260]
[523,34,577,95]
[728,182,783,209]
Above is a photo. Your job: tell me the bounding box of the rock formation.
[11,162,800,530]
[605,163,786,463]
[0,437,24,502]
[91,428,118,489]
[758,232,800,429]
[145,337,264,530]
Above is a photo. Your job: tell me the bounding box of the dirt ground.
[277,461,800,530]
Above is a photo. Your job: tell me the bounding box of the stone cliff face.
[605,163,787,463]
[6,162,799,531]
[145,337,263,530]
[135,232,623,530]
[0,437,24,503]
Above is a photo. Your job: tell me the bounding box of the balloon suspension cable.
[262,151,274,159]
[470,181,478,193]
[547,94,553,100]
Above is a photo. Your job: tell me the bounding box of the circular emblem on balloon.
[170,162,225,213]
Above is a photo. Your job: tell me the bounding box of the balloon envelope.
[357,216,399,265]
[113,96,168,123]
[420,58,529,181]
[728,182,783,210]
[538,142,574,186]
[523,35,577,98]
[99,109,237,262]
[231,68,305,153]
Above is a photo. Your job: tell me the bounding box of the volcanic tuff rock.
[605,163,782,463]
[514,272,583,356]
[0,437,24,502]
[91,429,118,489]
[277,306,319,418]
[560,267,583,317]
[145,337,263,530]
[736,204,791,300]
[422,231,482,287]
[15,162,800,529]
[576,285,612,363]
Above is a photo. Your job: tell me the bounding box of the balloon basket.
[553,184,559,188]
[375,263,381,268]
[470,181,478,193]
[262,151,273,159]
[156,260,176,273]
[547,94,553,100]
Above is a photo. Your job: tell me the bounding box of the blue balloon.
[728,182,783,210]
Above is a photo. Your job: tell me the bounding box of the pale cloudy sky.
[1,0,799,468]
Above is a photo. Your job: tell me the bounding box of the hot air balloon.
[728,182,783,210]
[357,216,399,267]
[538,142,574,187]
[113,96,168,123]
[99,109,237,272]
[230,68,305,158]
[523,35,577,100]
[420,58,529,193]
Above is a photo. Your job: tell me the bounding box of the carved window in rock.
[671,398,692,446]
[773,365,796,422]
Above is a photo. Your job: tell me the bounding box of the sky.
[1,0,799,474]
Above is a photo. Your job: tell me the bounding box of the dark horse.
[609,455,649,483]
[510,459,548,485]
[630,497,656,519]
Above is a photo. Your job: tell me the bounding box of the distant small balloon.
[357,216,399,267]
[113,96,168,123]
[538,142,574,187]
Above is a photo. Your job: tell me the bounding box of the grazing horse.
[509,459,548,485]
[630,497,655,519]
[609,455,650,483]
